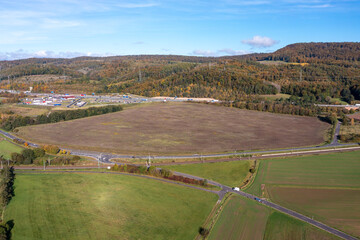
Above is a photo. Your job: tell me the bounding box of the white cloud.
[297,4,332,8]
[116,3,159,8]
[192,48,252,57]
[0,50,114,61]
[218,48,252,55]
[241,36,279,48]
[192,50,217,57]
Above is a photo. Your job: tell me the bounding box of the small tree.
[199,227,209,239]
[33,148,45,158]
[11,153,24,165]
[43,145,60,154]
[21,149,35,164]
[200,179,208,186]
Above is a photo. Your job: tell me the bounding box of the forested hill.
[237,42,360,63]
[0,42,360,102]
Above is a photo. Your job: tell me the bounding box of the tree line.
[0,166,15,240]
[111,164,208,187]
[1,105,123,131]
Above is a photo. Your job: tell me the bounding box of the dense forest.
[1,42,360,102]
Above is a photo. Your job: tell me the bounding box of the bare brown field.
[349,112,360,121]
[268,186,360,238]
[16,102,329,155]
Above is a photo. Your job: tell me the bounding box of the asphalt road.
[170,171,358,240]
[1,121,358,164]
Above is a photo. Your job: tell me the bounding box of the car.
[232,187,240,191]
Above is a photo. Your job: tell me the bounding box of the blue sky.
[0,0,360,60]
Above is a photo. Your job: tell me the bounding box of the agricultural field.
[209,195,270,240]
[263,212,340,240]
[0,103,50,117]
[15,102,329,155]
[163,160,253,187]
[349,112,360,121]
[5,173,217,240]
[209,195,339,240]
[339,121,360,140]
[246,151,360,238]
[0,139,23,159]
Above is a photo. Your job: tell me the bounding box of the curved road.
[2,122,357,164]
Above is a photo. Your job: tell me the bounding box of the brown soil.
[16,102,330,155]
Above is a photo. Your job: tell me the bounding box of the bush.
[21,149,35,164]
[160,169,173,178]
[11,153,24,164]
[43,145,60,154]
[72,155,81,161]
[12,138,24,145]
[199,227,209,238]
[33,148,45,158]
[111,164,119,171]
[200,179,208,186]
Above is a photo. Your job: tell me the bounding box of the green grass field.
[162,160,252,187]
[5,173,218,240]
[209,195,340,240]
[264,212,340,240]
[246,151,360,237]
[0,140,24,159]
[209,195,270,240]
[260,93,291,100]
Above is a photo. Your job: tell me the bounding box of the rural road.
[0,122,358,164]
[15,168,359,240]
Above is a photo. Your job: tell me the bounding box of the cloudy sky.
[0,0,359,60]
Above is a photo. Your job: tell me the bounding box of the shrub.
[200,179,208,186]
[112,164,119,171]
[12,138,24,145]
[43,145,60,154]
[11,152,24,164]
[199,227,209,238]
[33,148,45,158]
[160,169,173,178]
[138,166,147,174]
[21,149,35,164]
[72,155,81,161]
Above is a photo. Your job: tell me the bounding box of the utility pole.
[98,153,102,168]
[138,69,142,82]
[300,68,303,82]
[43,159,46,170]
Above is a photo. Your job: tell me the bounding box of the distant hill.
[240,42,360,63]
[0,42,360,101]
